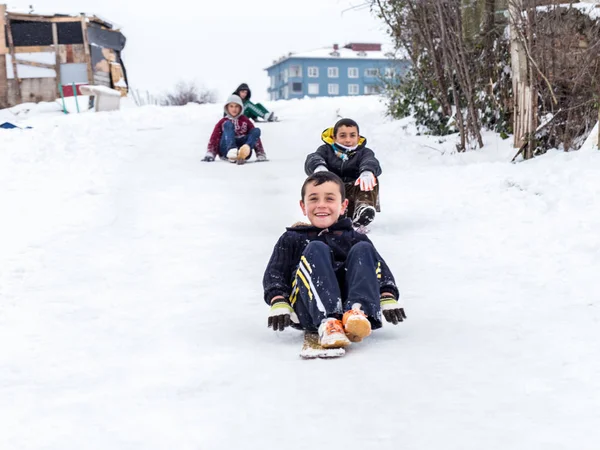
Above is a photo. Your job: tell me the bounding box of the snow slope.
[1,96,600,449]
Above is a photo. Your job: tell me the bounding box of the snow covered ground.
[1,96,600,449]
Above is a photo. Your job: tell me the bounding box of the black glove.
[267,298,298,331]
[380,296,406,325]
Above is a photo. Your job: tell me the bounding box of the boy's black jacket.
[263,218,398,304]
[304,128,382,182]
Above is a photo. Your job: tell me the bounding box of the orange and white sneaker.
[318,318,351,349]
[238,144,251,160]
[342,303,372,343]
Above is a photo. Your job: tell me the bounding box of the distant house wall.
[266,57,410,101]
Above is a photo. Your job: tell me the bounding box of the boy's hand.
[202,152,215,162]
[268,298,298,331]
[380,295,406,325]
[355,171,377,191]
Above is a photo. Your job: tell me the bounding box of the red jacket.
[207,115,265,155]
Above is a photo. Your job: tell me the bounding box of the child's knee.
[304,241,330,255]
[223,121,234,130]
[349,241,375,256]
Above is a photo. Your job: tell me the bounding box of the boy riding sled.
[262,172,406,349]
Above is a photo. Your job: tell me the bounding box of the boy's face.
[239,89,248,99]
[299,181,348,229]
[335,125,359,148]
[226,103,242,117]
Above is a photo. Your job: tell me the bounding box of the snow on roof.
[291,46,389,60]
[266,44,408,70]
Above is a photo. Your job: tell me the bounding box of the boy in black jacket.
[304,118,381,230]
[262,172,405,349]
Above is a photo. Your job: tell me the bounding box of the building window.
[328,84,339,95]
[57,22,84,45]
[348,84,359,95]
[308,83,319,95]
[289,65,302,78]
[283,85,289,99]
[292,82,303,93]
[364,85,379,95]
[283,69,289,83]
[270,76,276,88]
[348,67,359,78]
[308,67,319,78]
[328,67,339,78]
[384,67,394,78]
[365,68,379,77]
[11,20,53,46]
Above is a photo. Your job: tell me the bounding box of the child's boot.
[238,144,251,160]
[353,204,376,228]
[226,148,239,162]
[318,318,351,348]
[342,303,372,342]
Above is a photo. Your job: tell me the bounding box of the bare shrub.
[130,88,161,107]
[162,81,217,106]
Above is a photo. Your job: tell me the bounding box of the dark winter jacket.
[262,218,399,304]
[304,127,382,183]
[233,83,252,103]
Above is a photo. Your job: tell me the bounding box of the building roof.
[265,43,408,70]
[5,7,119,29]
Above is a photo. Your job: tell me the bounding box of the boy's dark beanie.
[334,118,359,136]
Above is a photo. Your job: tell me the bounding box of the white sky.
[6,0,392,102]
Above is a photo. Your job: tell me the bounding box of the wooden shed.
[0,5,128,109]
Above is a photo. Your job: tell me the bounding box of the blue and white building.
[264,43,410,101]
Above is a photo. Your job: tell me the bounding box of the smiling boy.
[262,171,405,349]
[305,118,382,230]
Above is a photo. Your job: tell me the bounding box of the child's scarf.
[332,143,358,161]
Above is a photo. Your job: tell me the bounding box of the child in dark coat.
[203,94,268,163]
[263,171,405,349]
[233,83,277,122]
[304,118,381,229]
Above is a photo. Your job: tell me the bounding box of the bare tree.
[374,0,486,150]
[162,81,216,106]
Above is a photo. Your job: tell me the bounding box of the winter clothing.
[355,170,377,191]
[342,304,372,342]
[262,218,399,331]
[219,123,261,160]
[232,83,276,122]
[318,318,351,348]
[380,297,406,324]
[305,127,382,221]
[268,299,299,331]
[233,83,252,101]
[305,127,382,183]
[345,182,380,218]
[352,204,376,228]
[206,95,266,160]
[224,94,244,114]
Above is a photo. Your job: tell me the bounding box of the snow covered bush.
[162,81,216,106]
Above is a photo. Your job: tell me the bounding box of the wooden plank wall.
[6,78,57,104]
[2,11,122,108]
[0,4,8,108]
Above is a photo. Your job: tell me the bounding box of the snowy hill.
[1,96,600,449]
